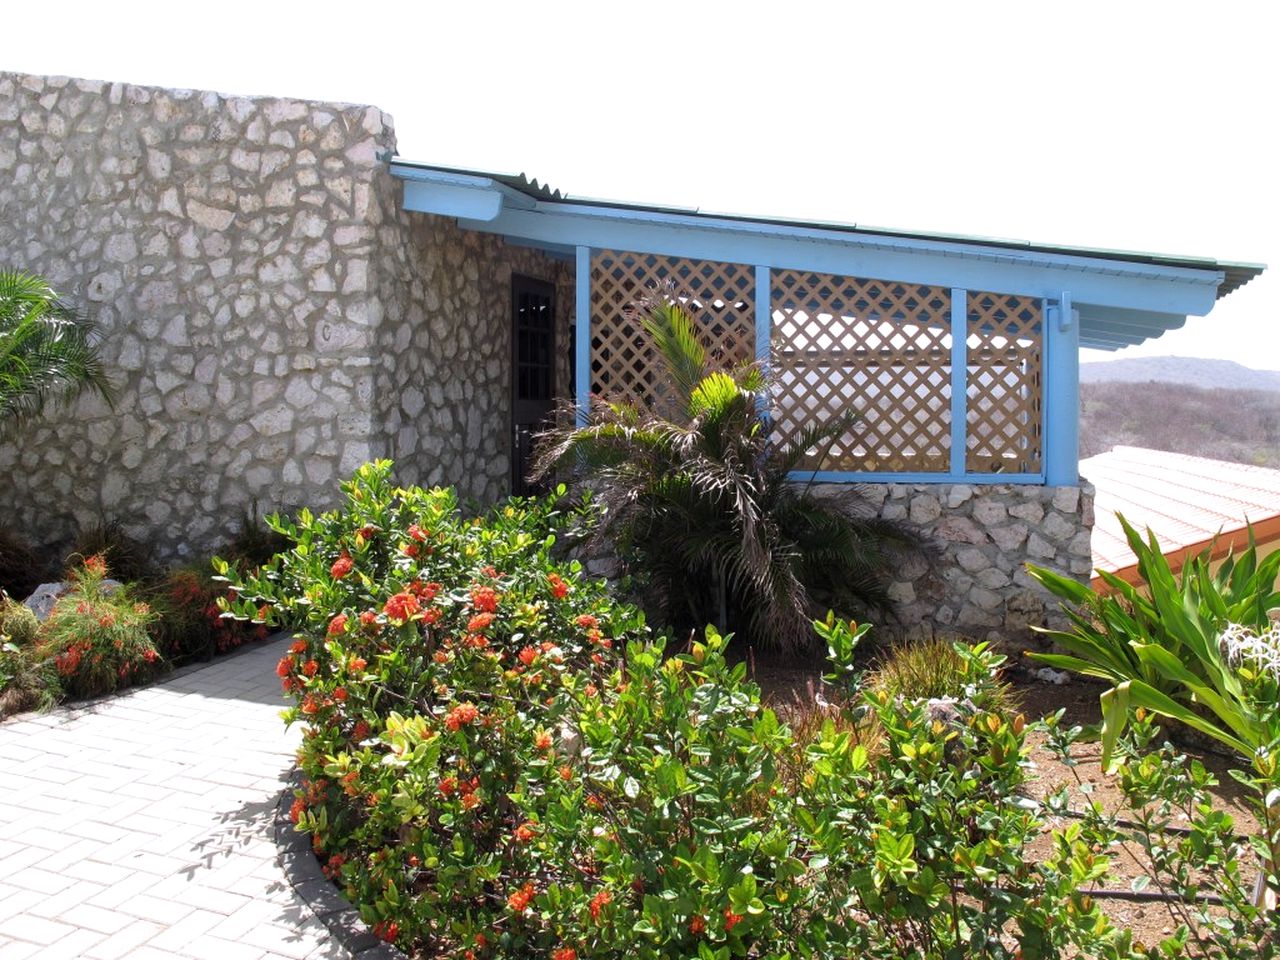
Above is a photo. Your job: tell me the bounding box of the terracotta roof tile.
[1080,446,1280,581]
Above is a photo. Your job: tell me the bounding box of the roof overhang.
[390,161,1264,351]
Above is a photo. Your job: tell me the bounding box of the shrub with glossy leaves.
[225,462,1134,959]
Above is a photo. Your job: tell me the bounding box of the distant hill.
[1080,381,1280,468]
[1080,356,1280,392]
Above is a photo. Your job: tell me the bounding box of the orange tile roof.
[1080,446,1280,585]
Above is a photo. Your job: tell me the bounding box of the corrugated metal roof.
[390,159,1265,301]
[1080,446,1280,583]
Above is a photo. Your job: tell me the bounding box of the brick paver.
[0,638,346,959]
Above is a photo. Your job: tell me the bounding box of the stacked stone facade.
[0,71,570,560]
[828,481,1095,646]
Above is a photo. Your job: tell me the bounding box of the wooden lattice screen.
[965,292,1043,473]
[770,270,953,472]
[588,250,756,408]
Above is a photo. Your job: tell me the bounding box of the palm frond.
[0,271,115,431]
[636,295,706,409]
[530,295,926,653]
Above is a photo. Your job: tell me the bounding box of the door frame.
[510,274,557,495]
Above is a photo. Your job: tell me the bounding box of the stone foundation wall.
[817,481,1095,648]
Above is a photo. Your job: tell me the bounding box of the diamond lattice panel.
[589,251,756,409]
[966,292,1043,474]
[770,270,952,473]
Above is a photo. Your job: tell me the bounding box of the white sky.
[6,1,1276,368]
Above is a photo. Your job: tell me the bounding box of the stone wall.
[369,198,574,501]
[0,72,402,559]
[815,481,1095,648]
[0,70,573,562]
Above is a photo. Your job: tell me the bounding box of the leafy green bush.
[1028,514,1280,745]
[0,270,114,432]
[223,462,1132,959]
[224,503,292,570]
[36,555,164,698]
[146,565,269,663]
[0,597,54,716]
[532,295,922,652]
[1030,515,1280,912]
[0,595,38,646]
[1044,711,1278,958]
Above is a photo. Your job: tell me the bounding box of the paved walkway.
[0,637,347,960]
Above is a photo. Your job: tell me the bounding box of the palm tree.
[532,292,924,652]
[0,271,114,430]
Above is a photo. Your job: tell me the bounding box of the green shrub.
[0,270,114,432]
[1,597,54,716]
[1028,514,1280,738]
[146,565,268,663]
[870,634,1019,717]
[223,462,1132,959]
[0,595,39,646]
[37,555,164,698]
[1031,516,1280,912]
[224,503,292,569]
[1044,711,1278,958]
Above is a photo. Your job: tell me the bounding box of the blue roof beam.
[455,204,1224,319]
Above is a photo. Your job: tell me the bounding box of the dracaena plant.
[1028,515,1280,909]
[531,292,923,652]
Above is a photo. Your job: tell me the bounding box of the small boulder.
[24,580,122,622]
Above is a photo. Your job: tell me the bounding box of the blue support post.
[949,288,967,477]
[575,246,591,426]
[755,265,771,366]
[755,265,771,423]
[1044,292,1080,485]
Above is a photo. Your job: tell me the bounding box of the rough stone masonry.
[0,71,570,562]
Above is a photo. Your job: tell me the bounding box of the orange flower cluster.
[507,882,537,913]
[547,572,569,599]
[445,702,480,731]
[383,592,420,622]
[330,553,353,579]
[589,889,612,921]
[470,585,499,612]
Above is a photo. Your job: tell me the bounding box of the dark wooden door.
[511,276,556,496]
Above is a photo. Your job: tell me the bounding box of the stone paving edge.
[273,772,407,960]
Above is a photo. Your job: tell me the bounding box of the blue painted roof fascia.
[454,205,1221,326]
[389,161,1228,347]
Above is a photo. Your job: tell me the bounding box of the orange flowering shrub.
[149,566,268,661]
[221,463,1124,960]
[37,555,164,698]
